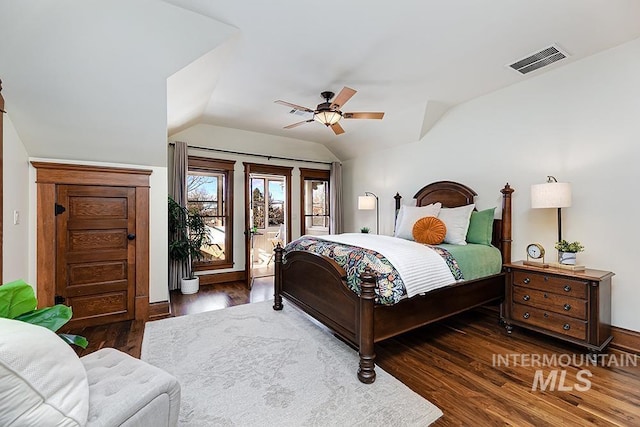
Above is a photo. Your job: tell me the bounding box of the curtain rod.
[168,142,334,165]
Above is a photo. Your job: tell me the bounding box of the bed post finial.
[500,183,514,264]
[357,268,377,384]
[273,243,284,311]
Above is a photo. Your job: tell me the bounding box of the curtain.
[329,161,343,234]
[169,141,189,291]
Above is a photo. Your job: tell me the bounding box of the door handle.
[127,233,136,240]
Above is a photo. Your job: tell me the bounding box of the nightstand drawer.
[513,286,587,320]
[511,303,587,341]
[513,271,588,299]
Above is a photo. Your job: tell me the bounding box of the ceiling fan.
[274,86,384,135]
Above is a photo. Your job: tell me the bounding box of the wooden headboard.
[394,181,514,264]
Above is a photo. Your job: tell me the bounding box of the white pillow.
[438,204,475,245]
[0,318,89,427]
[394,203,442,240]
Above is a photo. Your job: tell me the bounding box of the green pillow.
[466,207,495,245]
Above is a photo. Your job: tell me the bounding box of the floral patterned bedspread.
[284,236,463,305]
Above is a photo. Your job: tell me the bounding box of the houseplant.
[360,227,370,234]
[554,240,585,265]
[168,196,210,294]
[0,279,87,348]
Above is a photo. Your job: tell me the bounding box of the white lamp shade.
[531,182,572,208]
[358,195,376,210]
[314,110,342,126]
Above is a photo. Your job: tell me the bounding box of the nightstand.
[502,261,614,353]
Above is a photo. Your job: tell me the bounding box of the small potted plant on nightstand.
[360,227,370,234]
[555,240,585,265]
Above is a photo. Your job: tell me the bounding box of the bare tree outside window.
[187,172,226,262]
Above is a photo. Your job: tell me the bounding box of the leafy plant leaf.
[15,305,72,332]
[0,279,38,319]
[59,333,88,349]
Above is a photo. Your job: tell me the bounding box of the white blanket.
[317,233,455,298]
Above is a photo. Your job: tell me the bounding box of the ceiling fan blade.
[274,100,314,113]
[343,112,385,120]
[330,87,357,110]
[330,122,345,135]
[284,119,314,129]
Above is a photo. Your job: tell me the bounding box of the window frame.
[188,156,235,271]
[299,168,330,236]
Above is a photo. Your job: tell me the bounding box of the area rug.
[141,300,443,426]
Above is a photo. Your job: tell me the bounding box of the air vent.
[509,45,569,75]
[289,109,312,117]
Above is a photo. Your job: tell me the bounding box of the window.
[188,156,235,270]
[299,168,330,236]
[250,176,285,229]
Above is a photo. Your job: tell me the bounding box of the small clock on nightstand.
[524,243,549,268]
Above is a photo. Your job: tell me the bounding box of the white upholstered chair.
[0,318,181,427]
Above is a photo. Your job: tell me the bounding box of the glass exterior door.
[250,175,286,280]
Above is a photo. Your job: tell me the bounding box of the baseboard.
[149,301,171,320]
[199,271,246,286]
[610,326,640,355]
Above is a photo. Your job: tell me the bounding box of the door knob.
[127,233,136,240]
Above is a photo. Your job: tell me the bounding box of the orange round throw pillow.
[412,216,447,245]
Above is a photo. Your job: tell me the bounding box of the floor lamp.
[531,176,572,242]
[358,192,379,234]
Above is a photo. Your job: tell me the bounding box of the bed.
[273,181,514,383]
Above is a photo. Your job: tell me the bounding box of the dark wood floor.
[70,278,640,426]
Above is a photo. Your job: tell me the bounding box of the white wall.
[170,124,337,274]
[343,37,640,331]
[3,114,30,285]
[27,158,169,304]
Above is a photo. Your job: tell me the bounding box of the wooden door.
[56,185,136,327]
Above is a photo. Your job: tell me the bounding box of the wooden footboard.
[273,246,378,383]
[273,248,359,345]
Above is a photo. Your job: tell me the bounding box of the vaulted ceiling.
[2,1,640,166]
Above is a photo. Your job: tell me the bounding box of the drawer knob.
[544,276,549,281]
[563,323,571,331]
[563,285,571,292]
[523,295,530,301]
[523,277,530,284]
[544,312,549,318]
[543,293,548,298]
[523,312,530,319]
[564,304,571,311]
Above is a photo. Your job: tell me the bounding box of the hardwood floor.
[70,278,640,426]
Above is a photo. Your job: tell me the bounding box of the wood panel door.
[56,185,136,327]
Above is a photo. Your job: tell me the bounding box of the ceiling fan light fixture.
[313,110,342,126]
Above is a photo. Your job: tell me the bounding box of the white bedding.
[317,233,456,298]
